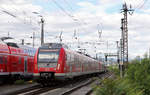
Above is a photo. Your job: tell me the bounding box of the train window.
[67,53,70,62]
[38,49,60,64]
[65,54,67,60]
[19,57,22,64]
[24,57,28,72]
[7,42,19,48]
[0,56,3,64]
[4,56,7,64]
[71,54,74,62]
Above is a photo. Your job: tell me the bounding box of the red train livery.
[0,38,36,83]
[34,43,106,85]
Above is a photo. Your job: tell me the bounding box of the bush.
[94,57,150,95]
[126,58,150,95]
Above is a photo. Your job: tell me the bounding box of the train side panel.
[63,49,104,79]
[0,43,10,78]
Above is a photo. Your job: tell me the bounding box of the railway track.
[17,86,60,95]
[5,72,112,95]
[60,71,112,95]
[6,84,41,95]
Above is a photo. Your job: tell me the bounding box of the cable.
[136,0,148,10]
[63,0,89,26]
[1,0,39,26]
[51,0,74,18]
[63,0,74,12]
[49,0,104,53]
[0,7,40,34]
[51,0,88,34]
[126,0,148,11]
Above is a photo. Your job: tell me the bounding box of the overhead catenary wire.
[0,0,42,29]
[51,0,74,18]
[50,0,103,35]
[0,7,40,30]
[0,7,41,46]
[62,0,87,25]
[51,0,88,34]
[63,0,74,12]
[124,0,148,11]
[135,0,148,10]
[64,0,104,43]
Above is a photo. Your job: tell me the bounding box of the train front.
[34,43,66,85]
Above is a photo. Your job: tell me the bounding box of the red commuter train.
[0,37,36,83]
[34,43,106,85]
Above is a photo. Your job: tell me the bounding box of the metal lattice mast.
[120,19,124,64]
[121,3,134,64]
[123,4,128,63]
[120,3,134,77]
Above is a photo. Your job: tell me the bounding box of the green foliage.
[108,66,120,76]
[126,58,150,95]
[94,78,118,95]
[94,57,150,95]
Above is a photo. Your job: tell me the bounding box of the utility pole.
[120,18,124,78]
[120,38,123,78]
[59,31,63,43]
[21,39,24,45]
[32,12,44,46]
[41,17,44,46]
[116,41,120,64]
[149,48,150,59]
[8,32,10,37]
[120,3,134,77]
[33,32,35,47]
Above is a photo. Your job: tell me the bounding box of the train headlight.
[57,64,60,70]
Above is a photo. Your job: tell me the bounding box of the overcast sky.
[0,0,149,58]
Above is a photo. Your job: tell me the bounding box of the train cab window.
[6,42,19,48]
[38,49,60,64]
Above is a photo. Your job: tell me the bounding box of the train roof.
[0,37,13,41]
[40,43,69,49]
[0,37,19,48]
[39,43,98,61]
[0,37,36,56]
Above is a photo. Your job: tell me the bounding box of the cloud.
[0,0,149,58]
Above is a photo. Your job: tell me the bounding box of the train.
[33,43,106,86]
[0,37,36,83]
[0,38,106,85]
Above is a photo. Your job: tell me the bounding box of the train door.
[70,63,72,78]
[3,56,8,72]
[11,55,18,73]
[24,57,28,74]
[67,53,72,78]
[0,55,6,72]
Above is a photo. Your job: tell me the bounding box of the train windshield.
[38,49,59,64]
